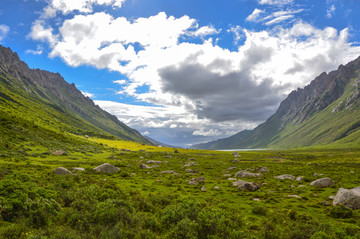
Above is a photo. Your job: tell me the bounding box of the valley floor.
[0,139,359,238]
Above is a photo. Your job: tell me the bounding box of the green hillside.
[0,45,150,156]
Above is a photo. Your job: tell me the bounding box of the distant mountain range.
[192,56,360,149]
[0,45,150,152]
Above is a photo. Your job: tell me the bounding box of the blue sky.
[1,0,360,147]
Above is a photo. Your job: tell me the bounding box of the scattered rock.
[164,156,172,158]
[223,174,232,177]
[161,170,175,174]
[296,176,304,181]
[227,166,237,171]
[298,185,306,188]
[188,158,195,161]
[84,135,89,138]
[234,180,260,192]
[93,163,119,173]
[287,195,301,199]
[313,173,324,177]
[201,186,207,192]
[227,178,237,181]
[230,159,240,163]
[146,160,162,164]
[184,162,198,167]
[234,155,241,158]
[333,187,360,209]
[54,167,72,175]
[232,152,239,155]
[52,150,65,156]
[185,169,197,173]
[350,171,355,174]
[253,198,261,201]
[214,186,220,190]
[274,174,295,180]
[139,164,151,169]
[290,185,295,188]
[310,178,335,188]
[188,177,205,185]
[257,167,269,173]
[71,167,85,171]
[235,170,261,178]
[139,156,144,159]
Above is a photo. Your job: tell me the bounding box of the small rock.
[84,135,89,138]
[333,187,360,209]
[214,186,220,190]
[146,160,162,164]
[232,152,239,155]
[274,174,295,180]
[350,171,355,174]
[295,176,304,181]
[234,155,241,158]
[146,172,151,174]
[310,178,335,188]
[54,167,72,175]
[290,185,295,188]
[257,167,269,173]
[201,186,207,192]
[139,164,151,169]
[253,198,261,201]
[52,150,65,156]
[189,177,205,185]
[188,158,195,161]
[230,159,240,163]
[235,180,260,192]
[287,195,301,199]
[227,178,237,181]
[184,162,198,167]
[227,166,237,171]
[313,173,324,177]
[161,170,175,174]
[93,163,119,173]
[298,185,306,188]
[185,168,197,173]
[329,196,336,200]
[223,174,232,177]
[139,156,144,159]
[71,167,85,171]
[235,170,261,178]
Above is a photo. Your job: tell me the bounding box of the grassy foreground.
[0,138,359,238]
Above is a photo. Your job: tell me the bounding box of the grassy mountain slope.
[0,45,150,154]
[194,56,360,149]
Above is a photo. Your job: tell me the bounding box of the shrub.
[252,206,267,216]
[328,205,353,219]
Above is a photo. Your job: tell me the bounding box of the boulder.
[188,177,205,185]
[93,163,119,173]
[295,176,304,181]
[54,167,72,175]
[227,166,237,171]
[333,187,360,209]
[71,167,85,171]
[234,180,260,192]
[139,164,151,169]
[310,178,335,188]
[235,170,261,178]
[274,174,295,180]
[257,167,269,173]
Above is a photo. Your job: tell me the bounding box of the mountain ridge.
[192,55,360,149]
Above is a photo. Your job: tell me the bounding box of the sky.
[1,0,360,147]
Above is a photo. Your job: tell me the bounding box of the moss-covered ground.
[0,138,359,238]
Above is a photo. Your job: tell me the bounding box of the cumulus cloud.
[43,0,126,18]
[29,4,360,146]
[0,24,9,42]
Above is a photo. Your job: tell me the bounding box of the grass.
[0,138,359,238]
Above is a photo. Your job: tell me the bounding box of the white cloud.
[259,0,293,5]
[187,25,221,37]
[327,4,336,18]
[0,24,9,42]
[142,131,150,136]
[43,0,126,18]
[246,8,264,22]
[82,91,95,98]
[26,45,43,55]
[28,20,58,46]
[113,79,127,85]
[193,128,222,136]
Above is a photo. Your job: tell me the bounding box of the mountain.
[0,45,150,153]
[144,136,176,148]
[193,55,360,149]
[191,130,252,149]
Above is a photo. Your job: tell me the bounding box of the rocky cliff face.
[0,45,150,143]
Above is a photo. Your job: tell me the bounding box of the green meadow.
[0,138,359,238]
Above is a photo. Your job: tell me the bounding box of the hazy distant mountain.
[144,136,176,148]
[0,45,150,151]
[191,130,252,149]
[193,55,360,149]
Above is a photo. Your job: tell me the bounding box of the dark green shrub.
[252,206,267,216]
[328,205,353,219]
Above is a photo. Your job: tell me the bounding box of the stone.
[188,158,195,161]
[310,178,335,188]
[235,180,260,192]
[333,187,360,209]
[329,196,336,200]
[146,160,162,164]
[287,195,301,199]
[227,166,237,171]
[313,173,324,177]
[230,159,240,163]
[296,176,304,181]
[234,170,261,178]
[161,170,175,174]
[214,186,220,190]
[274,174,295,180]
[52,149,65,156]
[257,167,269,173]
[253,198,261,201]
[93,163,119,173]
[227,178,237,181]
[54,167,72,175]
[71,167,85,171]
[298,185,306,188]
[188,177,205,185]
[201,186,207,192]
[223,174,232,177]
[139,164,151,169]
[185,168,197,173]
[184,162,198,167]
